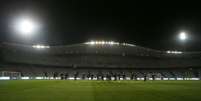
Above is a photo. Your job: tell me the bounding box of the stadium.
[1,41,201,80]
[2,41,201,101]
[1,1,201,101]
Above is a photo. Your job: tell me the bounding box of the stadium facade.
[0,41,201,80]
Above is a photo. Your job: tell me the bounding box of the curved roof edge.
[1,41,201,54]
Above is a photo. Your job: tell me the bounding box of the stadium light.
[166,50,182,54]
[84,41,136,47]
[32,45,50,49]
[85,41,120,45]
[178,32,187,41]
[12,15,41,37]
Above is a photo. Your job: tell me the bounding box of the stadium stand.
[0,42,201,80]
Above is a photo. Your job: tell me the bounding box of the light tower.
[178,31,188,51]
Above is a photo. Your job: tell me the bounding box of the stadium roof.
[2,41,201,55]
[1,41,201,68]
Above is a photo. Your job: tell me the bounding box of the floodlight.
[90,41,95,45]
[178,32,187,41]
[166,50,182,54]
[32,45,50,49]
[13,16,40,37]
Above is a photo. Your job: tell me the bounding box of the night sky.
[0,0,201,51]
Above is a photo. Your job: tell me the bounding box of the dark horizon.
[1,1,201,51]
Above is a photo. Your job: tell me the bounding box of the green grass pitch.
[0,80,201,101]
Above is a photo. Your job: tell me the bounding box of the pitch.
[0,80,201,101]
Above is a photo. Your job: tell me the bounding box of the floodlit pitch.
[0,80,201,101]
